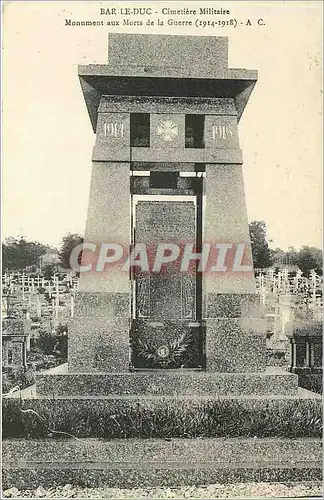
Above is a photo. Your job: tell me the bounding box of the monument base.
[36,369,298,398]
[3,437,322,490]
[4,384,321,489]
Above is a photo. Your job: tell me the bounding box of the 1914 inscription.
[104,122,125,138]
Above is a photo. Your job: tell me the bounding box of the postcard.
[2,1,323,499]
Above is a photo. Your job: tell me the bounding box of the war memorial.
[2,34,322,493]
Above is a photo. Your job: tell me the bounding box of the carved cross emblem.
[157,120,179,142]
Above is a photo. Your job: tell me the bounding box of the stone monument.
[37,33,298,397]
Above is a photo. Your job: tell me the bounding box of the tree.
[296,246,323,276]
[286,246,299,265]
[270,246,299,268]
[249,221,273,269]
[58,233,84,269]
[2,237,48,271]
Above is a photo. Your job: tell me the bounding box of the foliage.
[16,368,36,389]
[2,398,322,439]
[2,237,48,271]
[2,295,19,318]
[296,246,323,277]
[2,373,13,393]
[298,373,323,394]
[249,221,273,269]
[271,246,299,266]
[43,263,57,280]
[286,246,300,265]
[2,368,36,393]
[58,233,84,270]
[271,245,323,276]
[31,328,68,363]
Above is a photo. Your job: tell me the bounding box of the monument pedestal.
[36,369,299,398]
[68,160,131,373]
[68,292,130,373]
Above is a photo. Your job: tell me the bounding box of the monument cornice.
[97,95,238,116]
[78,64,257,81]
[79,69,257,132]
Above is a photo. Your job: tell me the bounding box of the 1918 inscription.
[212,124,234,140]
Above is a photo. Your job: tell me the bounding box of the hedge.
[2,397,322,439]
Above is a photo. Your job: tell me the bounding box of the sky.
[2,1,323,250]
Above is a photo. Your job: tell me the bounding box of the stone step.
[36,370,299,397]
[2,438,322,489]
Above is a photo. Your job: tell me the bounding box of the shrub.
[2,373,13,394]
[32,330,68,361]
[2,368,35,394]
[298,373,323,394]
[15,368,36,390]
